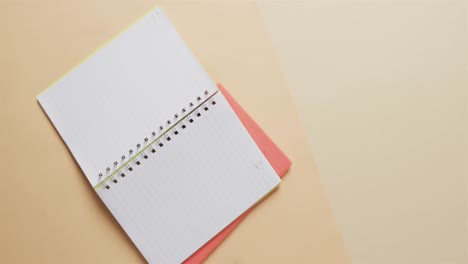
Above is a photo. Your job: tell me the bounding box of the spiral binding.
[96,89,219,190]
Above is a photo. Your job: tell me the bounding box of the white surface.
[98,93,280,264]
[37,7,217,186]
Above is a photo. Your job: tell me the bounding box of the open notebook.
[37,7,280,264]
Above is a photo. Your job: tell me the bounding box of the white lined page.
[37,8,217,186]
[97,93,280,264]
[37,6,282,263]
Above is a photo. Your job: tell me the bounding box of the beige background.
[0,1,348,263]
[259,1,468,264]
[4,0,465,263]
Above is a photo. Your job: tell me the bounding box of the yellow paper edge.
[36,4,159,98]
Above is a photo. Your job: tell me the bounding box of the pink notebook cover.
[183,84,292,263]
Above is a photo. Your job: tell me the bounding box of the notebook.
[37,7,281,264]
[185,83,291,263]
